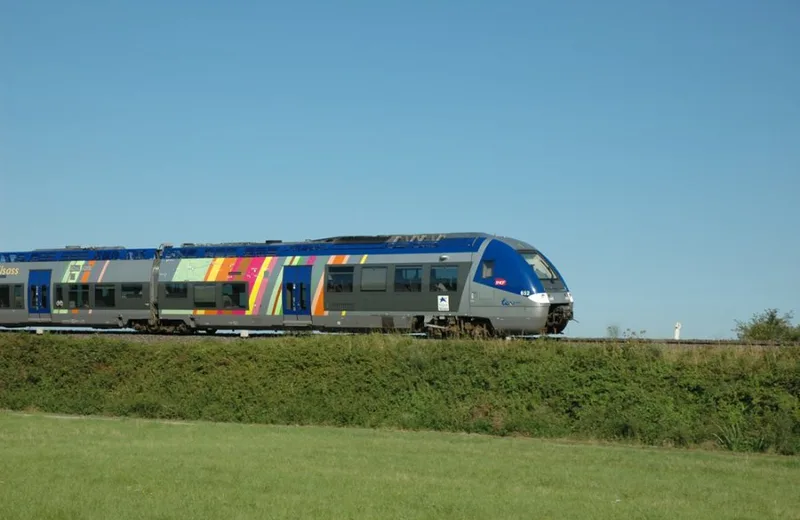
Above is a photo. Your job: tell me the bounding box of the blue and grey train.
[0,233,574,337]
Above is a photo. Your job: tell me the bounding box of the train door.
[27,269,52,323]
[282,266,312,326]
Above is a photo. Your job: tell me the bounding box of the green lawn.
[0,411,797,519]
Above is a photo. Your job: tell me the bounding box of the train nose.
[527,292,573,304]
[528,293,551,304]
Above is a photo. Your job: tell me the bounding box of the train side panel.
[156,255,287,330]
[152,249,479,332]
[0,263,27,326]
[49,259,153,327]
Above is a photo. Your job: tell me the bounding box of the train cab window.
[221,282,247,309]
[121,284,144,299]
[13,285,24,309]
[430,266,458,292]
[68,284,90,309]
[360,266,387,292]
[94,284,116,308]
[164,283,188,299]
[481,261,494,278]
[327,266,354,293]
[0,285,10,308]
[193,283,217,308]
[394,266,422,292]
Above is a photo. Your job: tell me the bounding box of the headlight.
[528,293,550,304]
[566,292,574,303]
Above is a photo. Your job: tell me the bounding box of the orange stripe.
[216,258,237,281]
[202,259,217,282]
[80,261,95,283]
[234,257,253,281]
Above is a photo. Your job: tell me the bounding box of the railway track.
[1,327,799,347]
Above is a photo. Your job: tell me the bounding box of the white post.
[673,322,682,340]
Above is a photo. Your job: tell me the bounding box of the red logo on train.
[494,278,507,286]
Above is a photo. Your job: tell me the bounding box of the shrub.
[1,333,798,454]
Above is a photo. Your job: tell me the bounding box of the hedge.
[1,333,798,454]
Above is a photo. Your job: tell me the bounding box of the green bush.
[1,333,798,454]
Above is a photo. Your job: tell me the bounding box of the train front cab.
[518,249,574,334]
[471,238,573,335]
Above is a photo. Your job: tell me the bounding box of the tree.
[733,308,800,342]
[606,324,620,339]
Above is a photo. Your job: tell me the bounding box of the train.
[0,233,574,338]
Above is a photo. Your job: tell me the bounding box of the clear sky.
[2,0,798,339]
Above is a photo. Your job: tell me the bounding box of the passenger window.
[430,266,458,292]
[327,266,354,293]
[164,283,188,299]
[299,283,307,310]
[68,284,89,308]
[13,285,24,309]
[284,282,295,309]
[361,266,387,292]
[482,261,494,278]
[121,284,144,299]
[394,266,422,292]
[193,283,217,308]
[222,282,248,309]
[0,285,10,308]
[94,284,116,308]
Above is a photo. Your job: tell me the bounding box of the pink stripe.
[97,261,110,283]
[251,257,276,313]
[305,255,316,265]
[228,258,243,281]
[244,257,265,283]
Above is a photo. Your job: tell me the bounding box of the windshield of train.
[520,252,559,281]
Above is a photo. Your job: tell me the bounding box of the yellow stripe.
[360,254,368,264]
[206,258,225,281]
[246,256,273,315]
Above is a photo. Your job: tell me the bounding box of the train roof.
[1,232,534,262]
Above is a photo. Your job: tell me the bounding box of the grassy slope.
[1,333,799,454]
[1,411,798,520]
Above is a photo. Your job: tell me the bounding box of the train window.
[55,285,64,306]
[13,285,24,309]
[520,252,558,281]
[430,266,458,292]
[67,284,90,309]
[0,285,10,308]
[193,284,217,308]
[121,284,144,299]
[94,284,116,308]
[481,261,494,278]
[361,266,387,292]
[327,266,354,293]
[222,282,248,309]
[394,266,422,292]
[164,283,188,299]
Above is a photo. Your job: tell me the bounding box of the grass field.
[1,411,798,519]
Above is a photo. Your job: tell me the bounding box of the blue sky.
[2,0,798,339]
